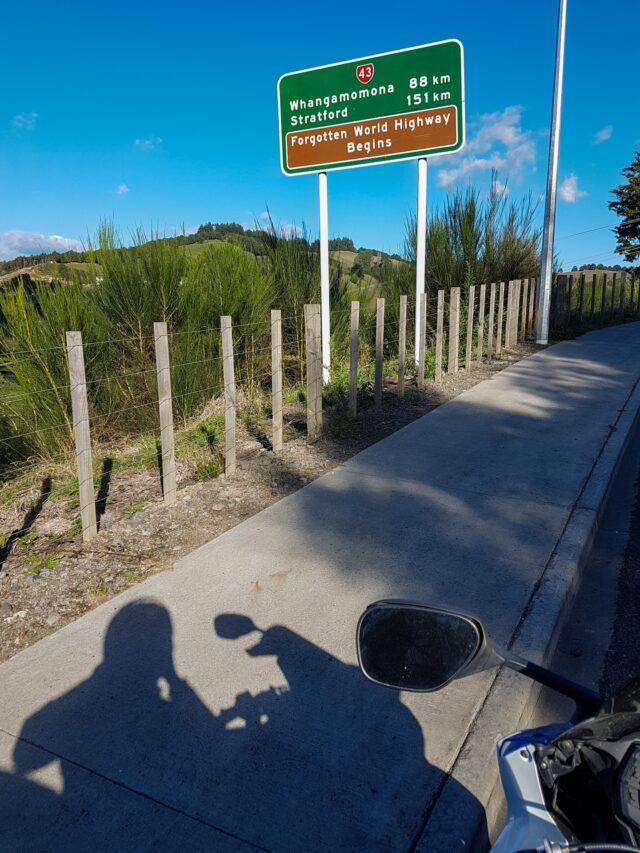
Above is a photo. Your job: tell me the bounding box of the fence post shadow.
[95,459,113,530]
[0,476,52,567]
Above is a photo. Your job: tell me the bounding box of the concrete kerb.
[416,374,640,852]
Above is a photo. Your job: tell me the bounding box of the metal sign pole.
[415,157,428,363]
[319,171,331,383]
[536,0,568,344]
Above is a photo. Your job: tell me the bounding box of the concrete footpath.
[1,323,640,852]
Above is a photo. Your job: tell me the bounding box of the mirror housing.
[357,600,505,693]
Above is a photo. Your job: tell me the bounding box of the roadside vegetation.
[1,184,542,504]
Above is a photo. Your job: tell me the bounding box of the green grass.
[15,530,60,574]
[176,413,225,454]
[183,239,221,257]
[90,582,109,600]
[194,460,222,481]
[125,570,144,583]
[283,386,306,405]
[123,500,148,518]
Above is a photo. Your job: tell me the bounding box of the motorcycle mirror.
[357,601,492,692]
[214,613,259,639]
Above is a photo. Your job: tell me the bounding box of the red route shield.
[356,63,374,84]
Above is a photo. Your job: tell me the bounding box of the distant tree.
[571,265,578,271]
[194,222,245,243]
[329,237,356,252]
[609,151,640,263]
[214,222,245,238]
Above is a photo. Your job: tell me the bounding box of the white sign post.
[415,158,428,364]
[318,172,331,383]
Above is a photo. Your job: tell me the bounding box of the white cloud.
[11,112,38,132]
[134,134,162,150]
[281,223,303,238]
[116,183,129,195]
[558,174,587,203]
[592,124,613,144]
[491,178,509,197]
[436,105,536,189]
[0,231,83,262]
[259,211,270,221]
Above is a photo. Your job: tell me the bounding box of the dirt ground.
[0,345,537,662]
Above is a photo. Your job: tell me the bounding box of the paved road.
[1,323,639,852]
[536,417,640,723]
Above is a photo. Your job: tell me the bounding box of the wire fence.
[1,273,638,542]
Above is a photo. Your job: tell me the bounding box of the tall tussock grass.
[404,180,540,293]
[0,189,540,475]
[0,221,347,470]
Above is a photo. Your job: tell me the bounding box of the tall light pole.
[536,0,568,344]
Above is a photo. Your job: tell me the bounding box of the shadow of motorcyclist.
[214,613,491,852]
[3,601,223,850]
[0,601,490,851]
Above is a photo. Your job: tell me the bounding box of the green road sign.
[277,40,465,176]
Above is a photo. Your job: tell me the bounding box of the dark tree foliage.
[0,249,88,274]
[0,221,361,270]
[609,151,640,264]
[309,237,356,252]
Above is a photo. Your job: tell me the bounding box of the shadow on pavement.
[0,600,488,852]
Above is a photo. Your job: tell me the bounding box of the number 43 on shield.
[356,63,374,84]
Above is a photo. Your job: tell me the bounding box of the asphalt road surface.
[537,418,640,721]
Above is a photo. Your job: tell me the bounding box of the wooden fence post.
[496,282,505,355]
[349,301,359,416]
[590,274,596,321]
[66,331,98,542]
[505,281,514,349]
[520,279,529,340]
[487,283,496,360]
[630,277,636,318]
[477,283,486,362]
[398,294,407,397]
[620,272,627,318]
[154,322,177,506]
[435,290,444,382]
[220,316,236,475]
[601,273,608,319]
[528,279,536,338]
[375,298,385,411]
[448,287,460,374]
[610,273,617,321]
[556,275,565,326]
[567,275,574,324]
[514,280,522,344]
[304,304,322,441]
[578,274,585,325]
[417,292,427,389]
[465,285,476,371]
[271,309,283,452]
[553,276,560,326]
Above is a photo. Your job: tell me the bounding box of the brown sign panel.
[286,106,457,171]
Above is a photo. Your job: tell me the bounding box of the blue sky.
[1,0,637,268]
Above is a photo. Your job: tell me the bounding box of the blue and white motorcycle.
[357,601,640,853]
